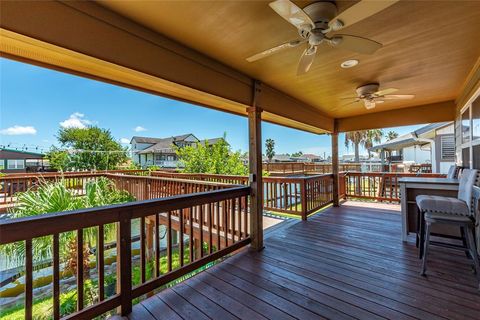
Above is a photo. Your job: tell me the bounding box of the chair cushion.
[424,211,473,222]
[416,195,469,216]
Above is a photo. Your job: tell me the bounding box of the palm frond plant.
[1,177,135,275]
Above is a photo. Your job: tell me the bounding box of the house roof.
[131,134,195,144]
[370,122,452,151]
[0,148,45,158]
[136,134,224,154]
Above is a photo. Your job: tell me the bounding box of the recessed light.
[341,59,359,68]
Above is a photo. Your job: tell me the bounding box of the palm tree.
[387,130,399,141]
[364,129,384,158]
[344,130,368,162]
[345,130,384,161]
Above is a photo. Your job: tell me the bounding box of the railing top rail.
[106,173,239,187]
[0,186,250,245]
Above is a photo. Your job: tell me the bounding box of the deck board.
[128,201,480,320]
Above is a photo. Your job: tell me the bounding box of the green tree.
[345,130,384,161]
[364,129,384,158]
[47,127,128,170]
[176,135,248,175]
[387,130,399,141]
[345,131,367,162]
[265,138,275,162]
[46,147,71,171]
[291,151,303,157]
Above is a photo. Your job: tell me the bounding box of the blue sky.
[0,58,422,157]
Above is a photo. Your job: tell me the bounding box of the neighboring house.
[370,122,455,174]
[0,148,46,173]
[292,153,323,162]
[130,134,224,168]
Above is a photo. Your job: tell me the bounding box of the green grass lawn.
[0,246,204,320]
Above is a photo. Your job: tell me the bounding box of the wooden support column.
[248,80,264,251]
[332,120,340,207]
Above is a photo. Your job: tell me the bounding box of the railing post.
[117,211,132,316]
[332,121,340,207]
[247,80,264,251]
[301,179,307,221]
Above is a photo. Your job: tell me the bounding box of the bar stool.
[416,169,480,289]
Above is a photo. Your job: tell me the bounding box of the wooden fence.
[0,186,250,319]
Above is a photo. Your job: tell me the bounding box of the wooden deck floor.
[123,201,480,320]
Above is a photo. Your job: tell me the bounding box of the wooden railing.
[263,162,386,174]
[342,172,446,202]
[0,173,105,205]
[0,186,251,319]
[107,174,236,201]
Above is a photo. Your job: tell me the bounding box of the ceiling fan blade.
[246,39,304,62]
[342,100,360,107]
[269,0,314,30]
[297,46,317,75]
[331,34,382,54]
[340,96,359,100]
[383,94,415,100]
[373,88,398,96]
[329,0,399,30]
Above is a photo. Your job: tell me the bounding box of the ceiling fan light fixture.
[340,59,359,68]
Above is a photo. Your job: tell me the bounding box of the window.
[0,159,4,170]
[440,135,455,160]
[7,159,25,170]
[462,108,470,144]
[473,96,480,141]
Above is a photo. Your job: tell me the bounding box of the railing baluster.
[189,207,194,263]
[53,233,60,319]
[97,225,105,301]
[118,214,132,316]
[179,208,184,267]
[216,202,221,250]
[140,217,146,283]
[25,239,33,320]
[77,229,84,311]
[208,203,213,254]
[199,204,204,258]
[167,211,172,272]
[155,213,160,277]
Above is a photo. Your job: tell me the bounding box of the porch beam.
[331,120,340,207]
[248,81,264,251]
[336,100,456,132]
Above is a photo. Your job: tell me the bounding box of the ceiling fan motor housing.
[303,1,338,31]
[356,83,380,98]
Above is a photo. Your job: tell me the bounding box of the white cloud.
[60,112,92,129]
[120,138,130,144]
[0,125,37,135]
[134,126,147,132]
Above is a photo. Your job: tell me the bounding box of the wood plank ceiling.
[98,0,480,119]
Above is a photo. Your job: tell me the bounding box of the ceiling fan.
[246,0,399,75]
[344,83,415,110]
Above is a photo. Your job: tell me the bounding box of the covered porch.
[121,201,480,320]
[1,1,480,319]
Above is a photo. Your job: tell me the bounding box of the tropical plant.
[175,134,248,175]
[291,151,303,157]
[345,130,384,161]
[265,138,275,162]
[364,129,384,158]
[1,177,135,273]
[387,130,399,141]
[46,126,128,171]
